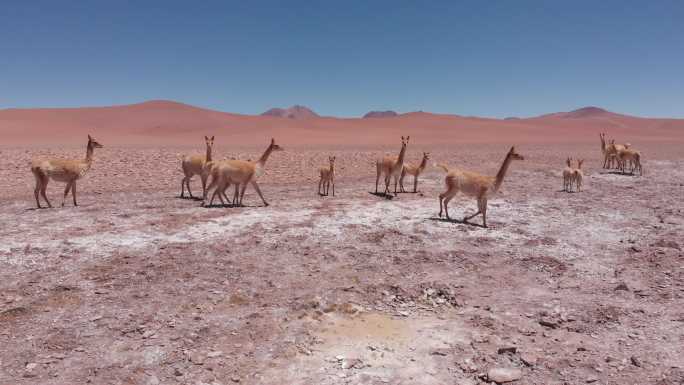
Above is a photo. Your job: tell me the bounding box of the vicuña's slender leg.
[399,170,406,193]
[201,175,208,199]
[186,178,193,198]
[41,177,52,208]
[375,164,381,194]
[180,177,186,198]
[238,182,249,206]
[479,196,488,228]
[251,181,268,206]
[72,181,78,206]
[413,176,418,193]
[332,179,335,196]
[443,194,454,220]
[34,175,42,208]
[62,181,72,207]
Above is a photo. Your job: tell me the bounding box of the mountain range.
[1,100,682,146]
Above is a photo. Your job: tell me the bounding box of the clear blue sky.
[1,1,682,118]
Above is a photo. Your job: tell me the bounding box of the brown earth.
[0,139,683,384]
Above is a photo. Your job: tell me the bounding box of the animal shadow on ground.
[369,191,395,200]
[428,216,488,229]
[202,203,237,209]
[600,171,637,176]
[178,195,204,201]
[202,203,264,209]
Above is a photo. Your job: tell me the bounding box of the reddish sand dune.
[1,100,683,146]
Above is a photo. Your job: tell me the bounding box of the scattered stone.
[520,352,538,367]
[142,330,156,339]
[487,367,522,383]
[231,375,241,382]
[147,375,160,385]
[497,346,517,355]
[430,348,449,356]
[173,368,183,376]
[614,282,629,291]
[630,356,642,367]
[25,362,38,371]
[539,319,559,329]
[207,351,223,358]
[188,352,205,365]
[586,377,598,383]
[341,358,364,369]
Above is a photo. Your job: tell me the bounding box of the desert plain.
[0,101,683,384]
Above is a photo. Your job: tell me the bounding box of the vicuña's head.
[507,146,524,161]
[566,157,572,167]
[401,136,410,147]
[328,156,336,165]
[270,138,284,152]
[88,134,103,148]
[423,152,431,160]
[204,135,215,148]
[577,159,584,169]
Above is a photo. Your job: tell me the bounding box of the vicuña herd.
[29,133,645,227]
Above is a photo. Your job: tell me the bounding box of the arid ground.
[1,140,683,385]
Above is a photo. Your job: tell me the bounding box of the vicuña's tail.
[434,163,450,173]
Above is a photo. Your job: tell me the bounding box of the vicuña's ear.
[88,134,92,141]
[211,136,214,141]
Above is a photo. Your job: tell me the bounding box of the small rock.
[25,362,38,371]
[341,358,364,369]
[142,330,156,339]
[431,348,449,356]
[520,352,538,367]
[539,319,559,329]
[497,346,517,355]
[188,352,205,365]
[630,356,642,367]
[147,375,160,385]
[173,368,183,376]
[487,367,522,383]
[614,282,629,291]
[230,376,241,382]
[586,377,598,383]
[207,351,223,358]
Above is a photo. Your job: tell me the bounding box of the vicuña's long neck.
[397,144,407,164]
[600,138,606,154]
[206,145,212,162]
[85,143,95,164]
[257,144,274,166]
[492,153,513,193]
[418,156,428,171]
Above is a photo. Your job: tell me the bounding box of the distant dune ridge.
[260,105,319,119]
[1,101,682,146]
[363,110,399,118]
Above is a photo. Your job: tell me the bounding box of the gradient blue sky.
[1,1,682,118]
